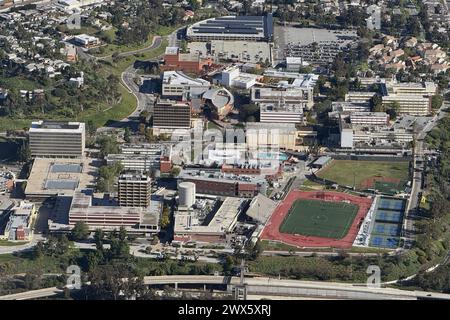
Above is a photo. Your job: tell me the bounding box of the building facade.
[29,121,85,158]
[153,99,191,131]
[118,174,151,208]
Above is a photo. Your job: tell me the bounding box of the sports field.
[316,160,409,190]
[280,199,359,239]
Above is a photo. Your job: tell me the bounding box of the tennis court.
[367,197,406,249]
[279,199,359,239]
[378,198,405,211]
[370,235,399,249]
[372,222,401,237]
[375,210,403,223]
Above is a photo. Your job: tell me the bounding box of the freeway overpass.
[2,276,450,300]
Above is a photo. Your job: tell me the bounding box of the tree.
[72,221,90,241]
[371,94,384,112]
[170,166,180,177]
[248,240,263,260]
[96,135,119,158]
[431,95,443,109]
[386,102,400,120]
[223,255,234,274]
[240,103,259,121]
[17,141,30,163]
[160,206,170,229]
[94,229,104,251]
[188,0,200,10]
[124,127,131,143]
[86,120,96,136]
[138,123,146,136]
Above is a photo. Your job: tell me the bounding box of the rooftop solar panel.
[45,179,79,190]
[51,163,82,173]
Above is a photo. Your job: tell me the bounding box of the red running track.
[261,190,374,249]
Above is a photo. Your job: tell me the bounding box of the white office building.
[29,121,85,158]
[349,112,389,126]
[259,101,304,124]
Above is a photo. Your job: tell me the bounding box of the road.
[0,234,44,255]
[3,275,450,300]
[403,102,448,248]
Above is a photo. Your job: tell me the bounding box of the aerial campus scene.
[0,0,449,307]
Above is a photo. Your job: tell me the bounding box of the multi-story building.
[339,118,413,149]
[153,99,191,132]
[331,101,372,113]
[161,71,210,99]
[219,66,261,89]
[251,87,312,110]
[345,91,376,103]
[259,101,304,124]
[378,81,437,116]
[174,197,245,244]
[73,34,100,48]
[349,112,390,126]
[245,122,298,151]
[29,121,85,158]
[382,95,431,116]
[0,201,36,241]
[257,71,318,109]
[202,87,234,120]
[161,47,213,75]
[69,191,142,228]
[179,169,266,198]
[118,174,151,208]
[106,144,172,173]
[387,81,437,96]
[186,14,273,42]
[68,191,161,234]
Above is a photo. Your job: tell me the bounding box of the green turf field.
[316,160,409,189]
[279,199,359,239]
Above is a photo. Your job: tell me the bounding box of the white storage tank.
[178,182,196,208]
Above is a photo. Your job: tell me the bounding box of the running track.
[261,190,374,249]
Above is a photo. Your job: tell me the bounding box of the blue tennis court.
[377,198,405,211]
[375,210,403,223]
[372,222,401,237]
[370,236,399,249]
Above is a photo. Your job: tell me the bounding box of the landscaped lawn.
[0,240,29,247]
[316,160,410,189]
[0,35,169,131]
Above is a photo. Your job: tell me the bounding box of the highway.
[2,275,450,300]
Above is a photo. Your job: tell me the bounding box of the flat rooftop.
[118,174,150,182]
[30,120,84,133]
[263,70,319,88]
[25,157,97,198]
[180,168,266,185]
[162,71,210,86]
[187,15,273,40]
[260,102,304,113]
[174,197,244,235]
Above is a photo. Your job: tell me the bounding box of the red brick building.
[221,164,282,181]
[161,47,213,75]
